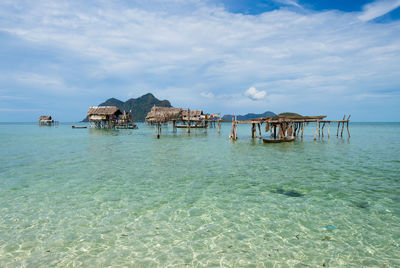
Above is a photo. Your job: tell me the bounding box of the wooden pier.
[229,114,351,141]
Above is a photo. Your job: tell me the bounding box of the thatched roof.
[145,106,182,123]
[87,106,122,116]
[181,110,203,117]
[39,115,52,121]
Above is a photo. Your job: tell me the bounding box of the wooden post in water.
[346,114,351,138]
[257,123,262,139]
[341,114,345,137]
[318,121,321,137]
[234,116,237,140]
[301,122,305,138]
[327,122,330,138]
[314,120,319,140]
[230,116,238,140]
[217,120,221,134]
[172,120,176,133]
[322,123,325,137]
[251,123,256,138]
[157,122,161,139]
[229,116,234,139]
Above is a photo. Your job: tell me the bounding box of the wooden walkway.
[230,114,351,140]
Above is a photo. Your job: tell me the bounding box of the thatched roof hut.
[87,106,122,122]
[39,115,52,121]
[146,106,182,123]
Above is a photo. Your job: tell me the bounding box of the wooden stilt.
[301,122,305,138]
[322,123,325,137]
[234,116,237,140]
[327,122,330,138]
[318,121,321,137]
[273,125,277,139]
[314,120,319,140]
[218,120,221,134]
[251,123,256,138]
[341,115,345,137]
[257,123,262,139]
[346,114,351,138]
[230,117,234,139]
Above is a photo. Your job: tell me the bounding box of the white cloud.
[200,92,214,98]
[0,0,399,120]
[244,87,266,100]
[358,0,400,21]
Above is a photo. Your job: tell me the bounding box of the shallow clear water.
[0,122,399,267]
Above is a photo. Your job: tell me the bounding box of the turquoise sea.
[0,122,399,267]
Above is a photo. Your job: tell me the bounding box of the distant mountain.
[83,93,172,122]
[222,111,276,121]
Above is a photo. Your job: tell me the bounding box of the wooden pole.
[257,123,262,139]
[318,121,321,137]
[327,122,330,138]
[218,120,221,134]
[341,115,345,137]
[273,125,277,139]
[230,117,233,139]
[234,116,237,140]
[322,123,325,137]
[346,114,351,138]
[301,122,305,138]
[251,123,256,138]
[314,120,319,140]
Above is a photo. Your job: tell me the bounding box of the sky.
[0,0,399,122]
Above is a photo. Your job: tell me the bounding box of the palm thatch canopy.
[87,106,122,116]
[39,115,52,121]
[146,106,182,123]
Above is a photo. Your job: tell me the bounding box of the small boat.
[263,137,295,143]
[72,126,87,129]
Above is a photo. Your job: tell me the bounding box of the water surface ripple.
[0,122,399,267]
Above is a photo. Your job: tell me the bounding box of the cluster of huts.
[39,104,350,142]
[145,106,221,138]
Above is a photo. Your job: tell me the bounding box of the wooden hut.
[87,106,124,128]
[38,115,54,126]
[145,106,182,123]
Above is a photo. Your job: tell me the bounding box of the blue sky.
[0,0,399,122]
